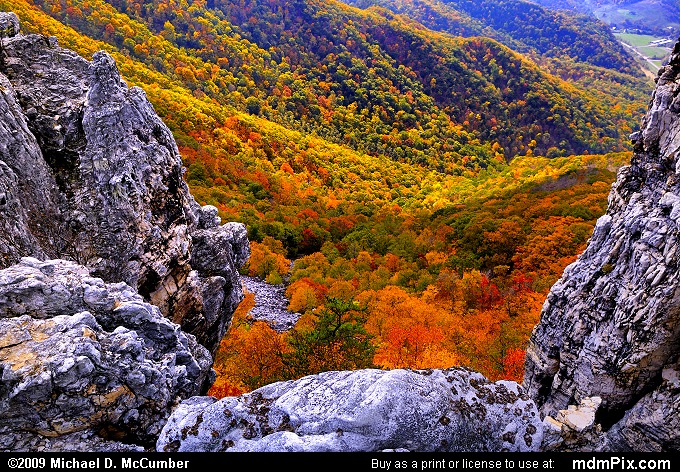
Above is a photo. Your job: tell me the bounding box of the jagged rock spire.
[0,12,250,451]
[0,15,249,357]
[524,39,680,452]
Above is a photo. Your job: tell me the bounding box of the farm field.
[616,33,672,71]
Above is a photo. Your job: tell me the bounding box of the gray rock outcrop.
[0,258,212,451]
[241,275,301,332]
[0,20,248,355]
[0,12,19,38]
[524,40,680,451]
[157,368,543,452]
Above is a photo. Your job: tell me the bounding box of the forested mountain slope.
[20,0,647,163]
[1,7,677,450]
[0,0,649,385]
[532,0,680,34]
[341,0,652,127]
[343,0,641,72]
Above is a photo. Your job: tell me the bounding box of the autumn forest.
[2,0,656,395]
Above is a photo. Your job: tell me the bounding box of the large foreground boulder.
[0,258,212,451]
[157,368,543,452]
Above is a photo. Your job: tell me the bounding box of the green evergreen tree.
[284,297,376,378]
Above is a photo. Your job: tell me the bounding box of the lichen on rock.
[0,258,212,451]
[157,368,543,452]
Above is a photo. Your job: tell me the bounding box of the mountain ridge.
[343,0,641,73]
[17,0,648,164]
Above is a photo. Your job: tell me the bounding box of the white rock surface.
[0,258,212,451]
[158,368,543,452]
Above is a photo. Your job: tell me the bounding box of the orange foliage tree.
[209,291,288,396]
[242,239,291,282]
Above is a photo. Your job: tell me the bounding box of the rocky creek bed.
[241,275,301,332]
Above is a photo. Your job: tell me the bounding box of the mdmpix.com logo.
[573,458,671,470]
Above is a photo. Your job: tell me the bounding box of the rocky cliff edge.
[0,13,248,451]
[0,13,249,358]
[524,41,680,452]
[0,258,212,451]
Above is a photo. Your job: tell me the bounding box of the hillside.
[532,0,680,35]
[18,0,648,164]
[528,0,678,75]
[341,0,652,124]
[2,11,677,451]
[0,0,649,385]
[344,0,642,73]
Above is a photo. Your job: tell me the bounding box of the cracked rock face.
[0,19,248,355]
[0,258,212,451]
[524,40,680,452]
[602,361,680,451]
[0,60,66,267]
[0,12,19,37]
[157,368,543,452]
